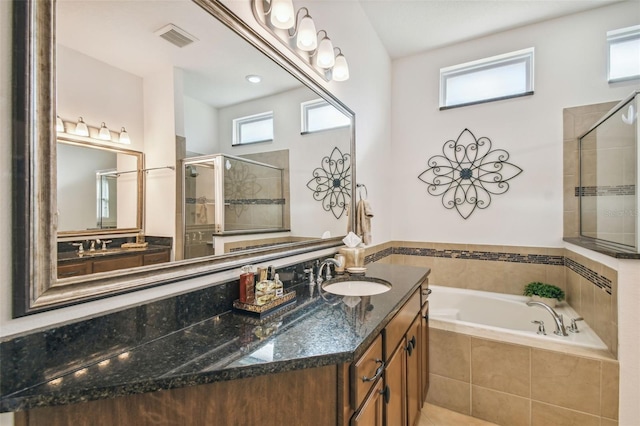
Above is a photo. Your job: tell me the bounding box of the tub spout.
[526,301,568,336]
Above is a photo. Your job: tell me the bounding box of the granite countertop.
[0,263,430,412]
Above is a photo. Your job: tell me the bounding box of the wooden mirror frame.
[12,0,356,317]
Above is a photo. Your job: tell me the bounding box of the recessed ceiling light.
[246,74,262,84]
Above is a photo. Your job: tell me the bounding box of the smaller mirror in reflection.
[57,139,143,234]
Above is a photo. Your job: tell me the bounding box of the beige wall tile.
[471,338,530,397]
[531,401,599,426]
[579,278,596,329]
[565,269,581,313]
[471,386,530,426]
[429,328,471,382]
[601,361,620,420]
[531,349,601,415]
[601,418,619,426]
[426,374,471,415]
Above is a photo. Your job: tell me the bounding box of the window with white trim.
[301,99,350,134]
[440,47,534,109]
[607,25,640,83]
[232,111,274,145]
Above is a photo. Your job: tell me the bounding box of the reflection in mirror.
[57,138,143,235]
[13,0,354,316]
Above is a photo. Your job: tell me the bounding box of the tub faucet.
[526,301,568,336]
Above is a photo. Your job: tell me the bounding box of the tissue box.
[339,247,365,269]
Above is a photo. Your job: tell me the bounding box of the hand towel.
[356,199,374,245]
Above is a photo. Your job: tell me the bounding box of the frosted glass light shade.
[316,36,335,69]
[74,117,89,136]
[296,16,317,51]
[98,122,111,140]
[119,127,131,144]
[332,54,349,81]
[270,0,294,29]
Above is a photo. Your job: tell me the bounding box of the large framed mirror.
[12,0,355,316]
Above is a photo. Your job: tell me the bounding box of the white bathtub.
[428,285,608,351]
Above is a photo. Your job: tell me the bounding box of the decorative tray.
[233,291,297,318]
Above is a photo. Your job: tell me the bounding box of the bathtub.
[428,285,608,352]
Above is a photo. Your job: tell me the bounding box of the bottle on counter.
[274,273,284,298]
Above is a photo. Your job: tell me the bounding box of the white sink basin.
[322,279,391,296]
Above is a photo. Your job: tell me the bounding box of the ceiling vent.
[154,24,198,48]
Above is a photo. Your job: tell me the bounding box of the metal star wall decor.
[418,128,522,219]
[306,146,351,219]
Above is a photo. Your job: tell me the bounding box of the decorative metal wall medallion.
[306,146,351,219]
[418,128,522,219]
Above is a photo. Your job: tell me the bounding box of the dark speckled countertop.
[0,263,429,413]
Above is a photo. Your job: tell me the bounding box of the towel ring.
[356,183,368,200]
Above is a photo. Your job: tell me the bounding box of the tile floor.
[419,403,498,426]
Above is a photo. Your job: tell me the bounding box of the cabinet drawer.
[383,289,420,361]
[143,250,170,265]
[93,254,143,273]
[57,261,92,279]
[351,334,383,409]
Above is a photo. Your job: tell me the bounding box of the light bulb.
[56,115,64,132]
[119,127,130,144]
[98,122,111,140]
[296,16,317,51]
[74,117,89,137]
[316,36,335,69]
[270,0,294,29]
[332,53,350,82]
[246,74,262,84]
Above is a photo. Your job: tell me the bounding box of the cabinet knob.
[380,385,391,404]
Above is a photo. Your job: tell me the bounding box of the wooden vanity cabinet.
[420,279,430,403]
[382,288,422,426]
[57,249,171,278]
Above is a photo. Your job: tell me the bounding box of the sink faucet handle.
[531,320,546,335]
[304,268,315,285]
[100,240,112,250]
[569,317,584,333]
[71,242,84,253]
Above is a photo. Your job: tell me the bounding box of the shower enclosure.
[181,153,287,260]
[579,90,639,251]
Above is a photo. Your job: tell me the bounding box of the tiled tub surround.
[364,242,620,426]
[427,328,619,426]
[0,262,430,413]
[367,242,618,357]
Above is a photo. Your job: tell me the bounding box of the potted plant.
[523,282,565,308]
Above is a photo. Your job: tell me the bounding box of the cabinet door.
[92,254,142,273]
[351,379,384,426]
[385,340,406,426]
[57,261,92,279]
[406,315,422,426]
[143,250,170,266]
[421,302,429,404]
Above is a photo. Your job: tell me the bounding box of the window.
[440,47,534,109]
[232,111,274,145]
[608,25,640,83]
[301,99,350,133]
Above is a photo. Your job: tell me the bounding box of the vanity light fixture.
[315,30,335,69]
[332,48,350,82]
[56,115,65,132]
[246,74,262,84]
[268,0,295,29]
[119,127,131,144]
[98,122,111,140]
[252,0,349,82]
[74,117,89,137]
[291,8,317,52]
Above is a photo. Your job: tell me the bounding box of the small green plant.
[523,282,565,301]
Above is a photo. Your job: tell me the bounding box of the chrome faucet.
[72,242,84,254]
[526,301,568,336]
[96,239,112,250]
[316,258,342,285]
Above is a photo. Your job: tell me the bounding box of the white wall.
[391,1,639,247]
[184,95,220,155]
